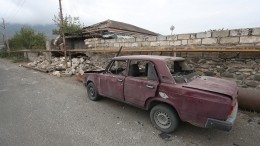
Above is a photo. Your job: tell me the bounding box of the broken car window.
[166,60,197,83]
[166,60,192,74]
[128,60,158,81]
[108,60,127,76]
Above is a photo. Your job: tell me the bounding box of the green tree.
[9,27,46,50]
[52,14,83,35]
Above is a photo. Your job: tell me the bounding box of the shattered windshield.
[166,60,198,83]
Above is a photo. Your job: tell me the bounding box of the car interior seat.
[129,64,140,77]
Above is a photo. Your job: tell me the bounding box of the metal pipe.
[238,87,260,112]
[116,46,123,57]
[10,45,260,53]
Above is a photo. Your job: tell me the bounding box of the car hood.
[183,76,238,98]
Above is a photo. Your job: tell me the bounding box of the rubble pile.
[27,55,111,77]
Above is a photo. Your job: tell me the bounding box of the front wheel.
[86,82,100,101]
[150,104,179,133]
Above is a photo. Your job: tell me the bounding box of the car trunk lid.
[183,76,238,99]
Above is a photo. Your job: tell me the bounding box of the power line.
[6,0,26,23]
[2,1,13,19]
[71,0,80,17]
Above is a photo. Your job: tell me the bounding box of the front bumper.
[205,102,238,131]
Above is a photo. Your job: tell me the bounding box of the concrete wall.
[84,27,260,48]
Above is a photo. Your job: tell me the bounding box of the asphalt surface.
[0,59,260,146]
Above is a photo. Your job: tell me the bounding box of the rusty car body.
[83,55,238,133]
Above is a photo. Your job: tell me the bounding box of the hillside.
[0,23,57,44]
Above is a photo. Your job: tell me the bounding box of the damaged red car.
[83,55,238,133]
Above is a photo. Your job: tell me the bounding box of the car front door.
[124,60,159,107]
[100,60,127,101]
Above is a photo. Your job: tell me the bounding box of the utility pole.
[170,25,176,57]
[58,0,67,68]
[2,18,10,54]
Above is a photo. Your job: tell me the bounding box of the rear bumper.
[205,102,238,131]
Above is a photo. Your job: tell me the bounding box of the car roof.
[113,55,185,61]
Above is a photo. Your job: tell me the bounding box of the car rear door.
[124,60,159,107]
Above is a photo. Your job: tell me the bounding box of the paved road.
[0,59,260,146]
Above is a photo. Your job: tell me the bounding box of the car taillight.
[228,100,236,116]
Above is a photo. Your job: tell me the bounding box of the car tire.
[150,104,179,133]
[87,82,100,101]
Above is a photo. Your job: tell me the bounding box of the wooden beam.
[10,45,260,53]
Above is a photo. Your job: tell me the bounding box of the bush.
[9,27,46,50]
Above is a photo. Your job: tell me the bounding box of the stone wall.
[83,27,260,60]
[25,53,260,89]
[24,52,52,62]
[185,57,260,88]
[84,27,260,49]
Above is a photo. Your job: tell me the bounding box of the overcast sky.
[0,0,259,35]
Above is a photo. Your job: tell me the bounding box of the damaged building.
[63,19,159,50]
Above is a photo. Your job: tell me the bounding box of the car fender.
[145,96,182,120]
[84,74,100,89]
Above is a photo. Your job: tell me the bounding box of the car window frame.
[127,59,159,82]
[106,59,128,76]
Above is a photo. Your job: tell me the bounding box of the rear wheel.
[87,82,100,101]
[150,104,179,133]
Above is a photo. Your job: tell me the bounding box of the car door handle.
[117,79,123,82]
[146,85,154,89]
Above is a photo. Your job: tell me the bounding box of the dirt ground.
[0,59,260,146]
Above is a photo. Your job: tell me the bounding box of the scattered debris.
[52,71,61,77]
[135,121,144,127]
[158,133,172,141]
[76,74,84,82]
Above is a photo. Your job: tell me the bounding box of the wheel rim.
[88,85,95,98]
[154,111,171,129]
